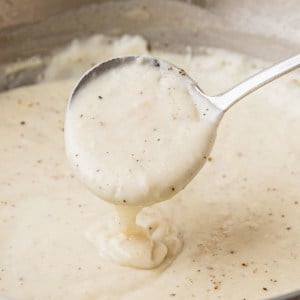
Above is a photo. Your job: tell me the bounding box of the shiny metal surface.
[0,0,206,30]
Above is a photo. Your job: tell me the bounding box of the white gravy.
[0,35,300,300]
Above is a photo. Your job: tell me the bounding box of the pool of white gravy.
[0,35,300,300]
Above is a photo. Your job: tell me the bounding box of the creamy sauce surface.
[65,57,219,206]
[0,35,300,299]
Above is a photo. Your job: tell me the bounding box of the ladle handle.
[209,54,300,111]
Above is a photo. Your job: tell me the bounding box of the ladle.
[66,54,300,206]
